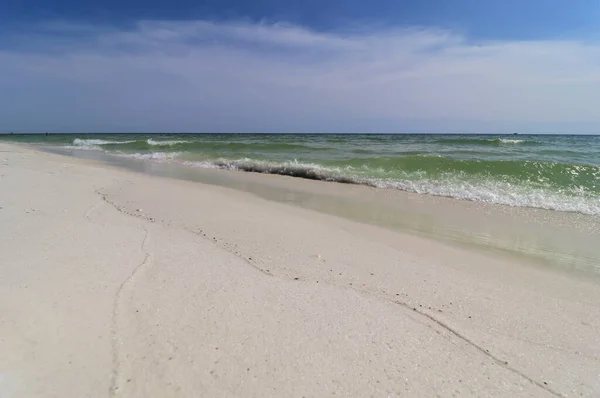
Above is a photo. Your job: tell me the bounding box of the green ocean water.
[3,133,600,215]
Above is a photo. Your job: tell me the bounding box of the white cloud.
[1,20,599,132]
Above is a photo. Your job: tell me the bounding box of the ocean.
[2,133,600,216]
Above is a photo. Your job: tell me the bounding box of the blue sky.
[1,0,599,133]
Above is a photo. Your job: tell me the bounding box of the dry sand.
[1,143,600,397]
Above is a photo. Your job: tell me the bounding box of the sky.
[0,0,599,133]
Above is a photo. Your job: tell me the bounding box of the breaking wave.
[434,137,537,146]
[71,138,136,149]
[177,157,600,216]
[146,139,189,146]
[33,134,598,216]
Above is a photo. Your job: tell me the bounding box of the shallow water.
[3,133,600,215]
[39,145,600,276]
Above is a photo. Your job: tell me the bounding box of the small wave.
[118,151,182,160]
[85,143,600,216]
[435,137,536,146]
[197,141,328,151]
[147,139,189,146]
[186,158,358,183]
[90,138,328,152]
[69,138,136,150]
[370,178,600,215]
[493,138,526,144]
[180,157,600,215]
[61,145,101,151]
[73,138,135,146]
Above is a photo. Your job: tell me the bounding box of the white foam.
[88,153,600,216]
[496,138,526,144]
[62,145,102,150]
[183,158,600,215]
[68,138,136,150]
[370,175,600,215]
[147,139,188,146]
[120,152,182,161]
[185,158,355,182]
[73,138,135,146]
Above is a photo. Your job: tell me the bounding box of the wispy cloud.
[1,20,599,132]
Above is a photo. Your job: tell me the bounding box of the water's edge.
[40,145,600,276]
[3,133,600,216]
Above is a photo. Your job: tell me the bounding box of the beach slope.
[1,143,599,397]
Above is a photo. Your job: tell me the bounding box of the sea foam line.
[73,138,136,146]
[117,151,182,160]
[182,157,600,215]
[495,138,526,144]
[79,150,600,216]
[146,139,189,146]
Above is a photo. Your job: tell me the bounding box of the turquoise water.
[3,133,600,215]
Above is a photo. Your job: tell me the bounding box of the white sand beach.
[1,142,600,397]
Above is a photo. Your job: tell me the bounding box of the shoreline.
[41,144,600,275]
[3,133,600,218]
[2,142,600,397]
